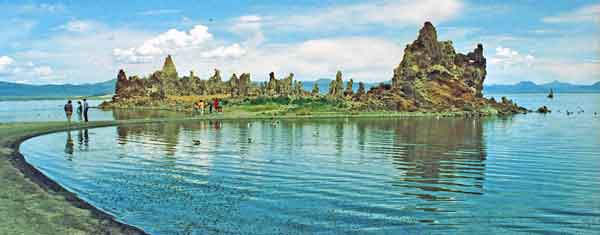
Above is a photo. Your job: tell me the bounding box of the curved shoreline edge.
[3,121,150,235]
[1,112,515,234]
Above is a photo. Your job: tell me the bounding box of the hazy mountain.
[484,80,600,93]
[1,78,598,99]
[0,79,116,99]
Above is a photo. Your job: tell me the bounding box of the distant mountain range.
[1,79,598,99]
[0,80,116,99]
[484,81,600,94]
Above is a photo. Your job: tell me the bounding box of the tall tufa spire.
[162,55,178,79]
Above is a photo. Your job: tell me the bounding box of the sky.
[0,0,598,85]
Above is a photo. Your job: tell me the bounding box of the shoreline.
[1,121,150,235]
[0,112,520,234]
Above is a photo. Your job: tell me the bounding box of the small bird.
[594,112,597,116]
[192,140,201,145]
[247,138,253,143]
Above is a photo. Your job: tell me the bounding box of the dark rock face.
[328,71,344,98]
[265,72,297,96]
[392,21,486,99]
[537,106,551,113]
[383,21,523,114]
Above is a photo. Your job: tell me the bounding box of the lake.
[0,99,187,123]
[19,93,600,234]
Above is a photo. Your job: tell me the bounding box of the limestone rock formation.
[162,55,178,79]
[383,21,523,114]
[106,24,526,116]
[311,83,320,96]
[344,79,354,97]
[537,105,551,113]
[329,71,344,97]
[392,22,486,100]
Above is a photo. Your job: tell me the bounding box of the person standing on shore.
[199,100,205,115]
[83,98,89,122]
[64,100,73,123]
[213,98,219,113]
[76,101,83,121]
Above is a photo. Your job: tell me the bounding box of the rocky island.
[101,22,526,116]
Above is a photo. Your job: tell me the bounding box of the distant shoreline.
[3,92,600,102]
[0,95,112,101]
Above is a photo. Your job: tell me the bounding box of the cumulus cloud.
[543,3,600,23]
[0,56,15,75]
[536,60,600,83]
[201,43,246,59]
[113,25,214,63]
[0,55,56,81]
[113,24,248,64]
[230,15,265,46]
[210,37,404,82]
[267,0,463,31]
[489,46,535,69]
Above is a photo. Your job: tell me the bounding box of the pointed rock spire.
[417,21,438,44]
[162,55,178,78]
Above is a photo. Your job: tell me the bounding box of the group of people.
[64,99,90,123]
[193,98,222,115]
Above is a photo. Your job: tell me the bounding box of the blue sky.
[0,0,598,85]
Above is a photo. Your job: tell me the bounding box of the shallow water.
[20,94,600,234]
[0,99,187,123]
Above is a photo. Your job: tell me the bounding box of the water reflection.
[64,131,74,156]
[112,108,188,120]
[385,118,486,199]
[64,129,91,159]
[113,118,487,204]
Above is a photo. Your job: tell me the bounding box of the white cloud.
[113,24,214,63]
[140,9,181,16]
[536,60,600,83]
[0,56,15,75]
[0,55,56,81]
[0,56,14,67]
[201,43,246,59]
[210,37,405,82]
[230,15,265,46]
[489,46,535,69]
[32,65,53,77]
[267,0,463,31]
[543,3,600,23]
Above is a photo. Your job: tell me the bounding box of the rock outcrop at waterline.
[105,22,526,115]
[365,22,525,114]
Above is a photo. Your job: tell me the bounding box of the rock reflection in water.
[46,118,488,234]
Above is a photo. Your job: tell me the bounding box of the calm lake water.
[20,94,600,234]
[0,99,187,123]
